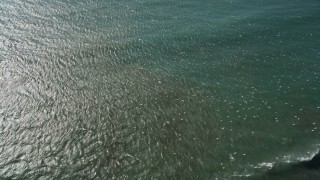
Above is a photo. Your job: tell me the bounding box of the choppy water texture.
[1,0,320,179]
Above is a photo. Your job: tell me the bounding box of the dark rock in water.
[250,152,320,180]
[300,151,320,169]
[309,151,320,168]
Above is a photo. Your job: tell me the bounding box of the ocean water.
[0,0,320,179]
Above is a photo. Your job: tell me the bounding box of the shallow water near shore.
[1,0,320,179]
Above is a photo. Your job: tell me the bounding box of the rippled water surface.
[1,0,320,179]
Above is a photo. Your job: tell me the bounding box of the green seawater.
[0,0,320,179]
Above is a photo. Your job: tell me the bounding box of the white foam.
[232,172,254,177]
[255,162,275,169]
[280,147,320,164]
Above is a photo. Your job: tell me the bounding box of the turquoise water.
[0,0,320,179]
